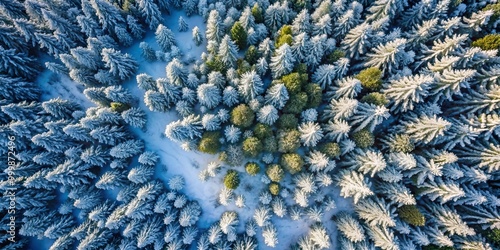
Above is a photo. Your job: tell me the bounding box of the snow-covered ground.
[36,9,355,249]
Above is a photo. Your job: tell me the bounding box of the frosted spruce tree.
[270,44,295,78]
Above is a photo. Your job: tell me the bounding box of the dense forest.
[1,0,500,249]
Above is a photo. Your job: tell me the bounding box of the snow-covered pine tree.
[192,26,204,46]
[383,74,434,113]
[366,225,399,250]
[218,35,239,68]
[424,204,475,236]
[298,122,324,147]
[101,48,137,80]
[365,38,409,73]
[399,114,451,145]
[335,170,373,203]
[334,2,363,37]
[0,47,39,79]
[139,42,156,62]
[377,182,416,206]
[253,206,271,227]
[348,102,390,132]
[306,34,327,70]
[419,178,465,204]
[136,216,163,248]
[197,83,221,109]
[238,70,263,102]
[355,197,396,227]
[155,24,176,52]
[179,201,201,227]
[335,212,365,243]
[341,23,373,59]
[270,43,295,78]
[206,10,224,43]
[264,1,289,33]
[166,58,188,86]
[292,9,311,34]
[90,0,125,32]
[178,16,189,32]
[257,105,279,125]
[262,224,278,247]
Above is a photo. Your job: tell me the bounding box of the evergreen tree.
[127,165,154,185]
[165,114,203,143]
[101,48,137,80]
[253,206,271,227]
[270,44,295,78]
[334,2,363,37]
[348,102,390,132]
[155,24,176,52]
[239,7,255,30]
[178,16,189,32]
[262,224,278,247]
[71,47,101,71]
[231,21,247,49]
[335,212,365,243]
[42,98,80,119]
[257,105,279,125]
[265,1,289,32]
[166,58,188,86]
[144,90,170,112]
[127,15,144,39]
[366,225,399,250]
[90,0,125,32]
[291,32,310,63]
[355,197,396,227]
[425,204,475,236]
[312,64,342,90]
[218,35,239,68]
[335,170,373,204]
[431,69,476,101]
[77,14,101,38]
[238,70,263,101]
[292,9,311,34]
[419,34,468,66]
[206,10,224,43]
[137,0,162,30]
[313,14,332,36]
[223,86,240,107]
[114,26,133,47]
[139,42,156,62]
[420,179,465,203]
[105,85,134,104]
[298,122,324,147]
[179,202,201,227]
[136,216,163,248]
[341,23,373,59]
[383,74,434,113]
[328,77,362,99]
[110,139,144,158]
[377,182,416,205]
[197,83,221,109]
[0,47,39,79]
[192,26,203,46]
[365,38,409,73]
[95,170,127,190]
[306,34,327,70]
[400,114,451,145]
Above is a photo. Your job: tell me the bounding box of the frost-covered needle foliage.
[3,0,500,249]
